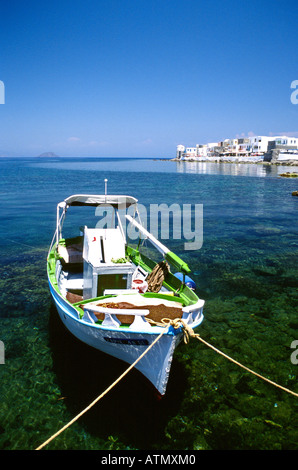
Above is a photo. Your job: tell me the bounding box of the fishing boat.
[47,187,204,396]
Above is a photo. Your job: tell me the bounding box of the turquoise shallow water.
[0,157,297,450]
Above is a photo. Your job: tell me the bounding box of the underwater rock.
[252,225,281,235]
[235,375,256,395]
[233,295,248,304]
[252,266,278,277]
[270,401,292,425]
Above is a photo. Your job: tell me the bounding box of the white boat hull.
[49,280,184,395]
[47,192,205,396]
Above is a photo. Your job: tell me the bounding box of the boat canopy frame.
[53,194,139,250]
[61,194,138,208]
[50,193,191,276]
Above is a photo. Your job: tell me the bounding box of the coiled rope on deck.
[35,318,297,450]
[146,261,170,292]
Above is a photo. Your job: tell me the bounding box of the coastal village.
[175,135,298,164]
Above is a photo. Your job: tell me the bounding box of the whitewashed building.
[249,136,273,154]
[273,136,298,147]
[206,143,218,154]
[185,147,198,158]
[197,145,208,157]
[177,134,298,160]
[176,145,185,159]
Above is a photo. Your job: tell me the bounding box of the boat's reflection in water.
[48,305,187,448]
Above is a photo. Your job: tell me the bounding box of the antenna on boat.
[104,179,108,239]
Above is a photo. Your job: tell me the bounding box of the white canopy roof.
[60,194,138,208]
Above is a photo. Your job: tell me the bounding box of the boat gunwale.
[48,269,204,336]
[47,275,190,336]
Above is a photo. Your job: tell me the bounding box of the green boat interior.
[48,232,199,326]
[47,194,202,329]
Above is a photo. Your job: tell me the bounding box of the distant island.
[37,152,59,158]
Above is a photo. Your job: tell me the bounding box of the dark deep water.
[0,156,297,450]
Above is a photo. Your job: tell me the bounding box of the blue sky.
[1,0,298,157]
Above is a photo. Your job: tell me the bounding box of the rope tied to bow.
[150,317,199,344]
[153,317,298,399]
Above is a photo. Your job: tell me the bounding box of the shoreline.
[165,157,298,166]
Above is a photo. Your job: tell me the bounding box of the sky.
[1,0,298,157]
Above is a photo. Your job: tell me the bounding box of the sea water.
[0,156,297,450]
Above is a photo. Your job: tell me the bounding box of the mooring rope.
[35,317,297,450]
[35,325,169,450]
[170,318,298,398]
